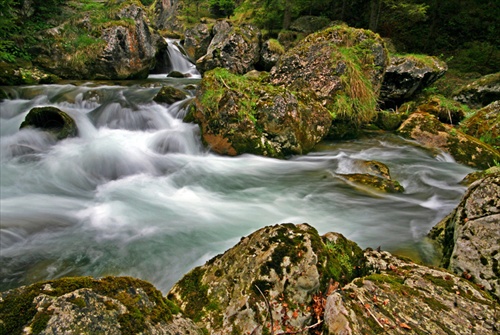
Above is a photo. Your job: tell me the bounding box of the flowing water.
[0,48,474,293]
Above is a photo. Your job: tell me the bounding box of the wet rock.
[20,106,78,140]
[374,110,405,131]
[453,72,500,108]
[430,173,500,299]
[197,20,261,75]
[270,24,388,136]
[183,23,212,61]
[153,85,188,105]
[414,95,467,125]
[379,54,448,108]
[323,249,498,334]
[0,276,201,335]
[460,100,500,150]
[190,68,331,158]
[338,174,405,193]
[168,223,366,334]
[397,112,500,170]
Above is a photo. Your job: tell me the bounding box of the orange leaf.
[292,310,299,318]
[372,295,378,303]
[400,322,412,330]
[383,299,389,306]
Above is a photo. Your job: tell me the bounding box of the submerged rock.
[190,68,331,158]
[453,72,500,108]
[20,106,78,140]
[196,20,261,75]
[429,172,500,299]
[337,160,405,193]
[397,112,500,170]
[153,85,188,105]
[379,54,448,108]
[0,276,201,335]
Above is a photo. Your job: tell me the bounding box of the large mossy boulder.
[20,106,78,140]
[168,223,367,334]
[33,2,156,80]
[196,20,261,75]
[460,100,500,150]
[324,249,498,334]
[397,112,500,169]
[379,54,448,108]
[453,72,500,108]
[0,276,201,335]
[429,173,500,300]
[153,85,188,105]
[188,68,332,158]
[270,24,389,137]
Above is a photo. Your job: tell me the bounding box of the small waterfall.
[150,39,200,79]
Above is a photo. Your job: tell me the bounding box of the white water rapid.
[0,82,473,293]
[149,39,201,79]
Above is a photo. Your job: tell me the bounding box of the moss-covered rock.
[374,109,405,131]
[429,173,500,300]
[168,223,366,334]
[196,20,261,75]
[190,68,331,157]
[338,173,405,193]
[453,72,500,108]
[379,54,448,108]
[270,24,388,137]
[0,276,201,335]
[289,16,332,34]
[0,60,59,86]
[460,100,500,150]
[397,112,500,170]
[324,249,498,334]
[414,94,468,125]
[183,23,212,61]
[153,85,188,105]
[20,106,78,140]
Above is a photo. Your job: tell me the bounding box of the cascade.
[0,81,472,294]
[150,39,201,79]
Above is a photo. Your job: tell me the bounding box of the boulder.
[379,54,448,108]
[20,106,78,140]
[183,23,212,61]
[189,68,331,158]
[337,160,405,193]
[168,223,367,334]
[153,86,188,105]
[0,276,201,335]
[270,24,388,136]
[153,0,183,32]
[196,21,261,75]
[324,249,498,334]
[289,16,332,35]
[397,112,500,170]
[374,110,405,131]
[411,94,467,125]
[460,100,500,150]
[33,3,156,80]
[453,72,500,108]
[429,173,500,300]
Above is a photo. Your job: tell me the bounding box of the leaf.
[400,322,412,330]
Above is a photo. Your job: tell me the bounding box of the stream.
[0,42,474,294]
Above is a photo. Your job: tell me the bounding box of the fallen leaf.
[400,322,412,330]
[372,295,378,303]
[383,299,389,305]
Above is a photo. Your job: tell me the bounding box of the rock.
[380,54,448,108]
[0,60,59,85]
[153,0,183,33]
[270,24,388,136]
[430,173,500,299]
[324,249,498,334]
[33,2,156,80]
[20,106,78,140]
[460,100,500,150]
[413,95,467,125]
[397,112,500,170]
[374,110,405,131]
[168,223,367,334]
[461,165,500,185]
[453,72,500,108]
[167,70,186,78]
[197,21,261,75]
[258,39,285,71]
[289,16,332,34]
[0,276,201,335]
[189,68,332,158]
[183,23,212,61]
[153,86,188,105]
[337,160,404,193]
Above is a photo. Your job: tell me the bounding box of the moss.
[267,39,285,54]
[169,267,209,322]
[31,312,53,334]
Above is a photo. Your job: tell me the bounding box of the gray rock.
[380,55,447,108]
[196,21,261,75]
[453,72,500,108]
[258,39,284,71]
[183,23,212,61]
[430,173,500,299]
[20,106,78,140]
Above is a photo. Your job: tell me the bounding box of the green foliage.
[209,0,235,18]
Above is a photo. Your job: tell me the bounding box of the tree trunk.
[283,0,292,30]
[369,0,380,32]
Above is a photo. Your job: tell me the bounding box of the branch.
[255,285,274,335]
